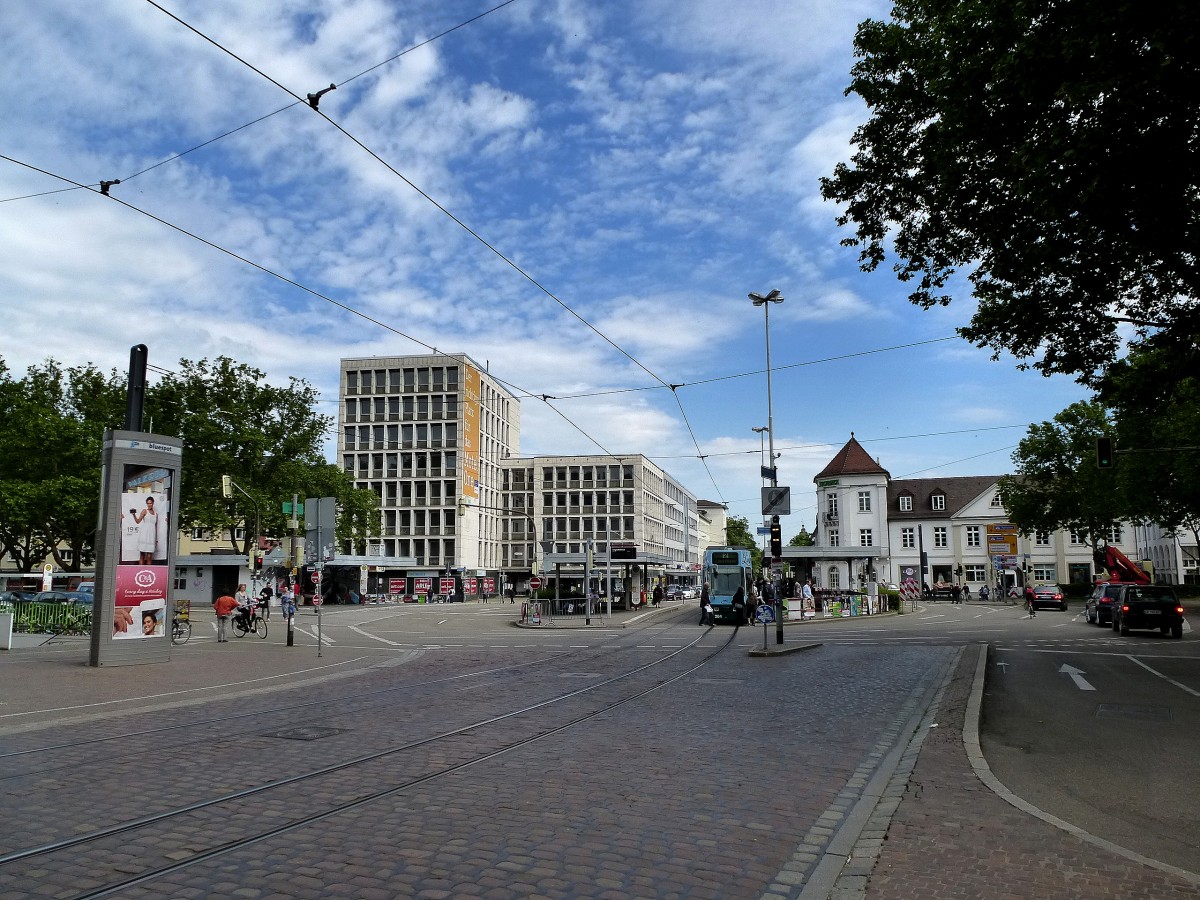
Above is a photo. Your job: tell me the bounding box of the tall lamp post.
[752,426,769,562]
[750,288,784,644]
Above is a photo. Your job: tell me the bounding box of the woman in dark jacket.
[731,585,747,626]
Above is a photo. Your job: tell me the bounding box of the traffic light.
[769,514,782,559]
[457,496,467,517]
[221,475,233,499]
[1095,436,1115,469]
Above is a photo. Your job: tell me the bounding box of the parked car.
[0,590,36,603]
[1085,583,1122,626]
[1110,584,1184,638]
[1031,584,1068,611]
[679,586,698,600]
[32,590,94,606]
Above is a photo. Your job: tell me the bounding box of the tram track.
[0,615,733,898]
[0,605,694,771]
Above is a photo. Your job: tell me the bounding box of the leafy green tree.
[789,527,814,547]
[997,401,1122,549]
[147,357,337,554]
[0,355,378,572]
[0,359,126,571]
[820,1,1200,389]
[1103,348,1200,570]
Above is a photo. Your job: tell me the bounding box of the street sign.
[755,604,775,624]
[761,486,791,516]
[529,576,542,589]
[311,571,321,583]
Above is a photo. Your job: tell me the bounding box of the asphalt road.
[806,596,1200,875]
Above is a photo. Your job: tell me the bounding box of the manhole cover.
[266,726,351,741]
[1095,704,1171,722]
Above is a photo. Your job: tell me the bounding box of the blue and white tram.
[702,547,753,624]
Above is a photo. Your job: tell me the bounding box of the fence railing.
[7,600,92,635]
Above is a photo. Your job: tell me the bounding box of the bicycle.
[171,613,191,645]
[232,607,268,639]
[1025,597,1037,618]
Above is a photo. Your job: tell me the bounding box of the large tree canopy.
[997,401,1122,546]
[821,0,1200,387]
[0,355,378,571]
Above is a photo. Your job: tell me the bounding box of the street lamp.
[750,288,784,644]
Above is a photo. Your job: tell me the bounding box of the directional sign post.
[756,602,775,650]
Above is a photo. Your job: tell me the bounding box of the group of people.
[212,583,290,642]
[697,578,818,626]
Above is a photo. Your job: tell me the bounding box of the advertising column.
[90,430,182,666]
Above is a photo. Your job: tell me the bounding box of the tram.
[701,547,753,624]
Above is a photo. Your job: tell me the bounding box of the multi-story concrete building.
[338,354,701,598]
[784,435,1141,594]
[498,455,701,595]
[338,353,519,592]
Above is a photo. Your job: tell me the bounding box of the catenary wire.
[1,2,521,204]
[140,0,727,497]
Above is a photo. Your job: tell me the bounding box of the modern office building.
[337,354,701,598]
[498,454,701,596]
[338,353,520,595]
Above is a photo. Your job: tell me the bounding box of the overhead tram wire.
[143,0,726,499]
[2,3,521,205]
[1,149,730,514]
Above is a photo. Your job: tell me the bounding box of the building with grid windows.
[499,454,701,597]
[338,354,702,599]
[339,354,519,593]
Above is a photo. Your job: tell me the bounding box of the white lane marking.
[1059,663,1096,691]
[348,625,402,646]
[1128,655,1200,697]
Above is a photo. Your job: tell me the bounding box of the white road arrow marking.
[1059,663,1095,691]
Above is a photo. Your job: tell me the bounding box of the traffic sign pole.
[312,569,323,658]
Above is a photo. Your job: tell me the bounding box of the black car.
[1031,585,1068,611]
[1111,584,1184,639]
[1085,583,1122,626]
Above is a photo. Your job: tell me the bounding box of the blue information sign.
[755,604,775,624]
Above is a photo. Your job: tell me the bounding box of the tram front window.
[711,571,743,598]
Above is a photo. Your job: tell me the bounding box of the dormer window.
[932,494,946,511]
[899,496,912,512]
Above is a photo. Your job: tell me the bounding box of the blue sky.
[0,0,1092,538]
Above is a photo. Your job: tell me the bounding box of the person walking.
[802,578,816,617]
[213,592,239,643]
[699,584,712,625]
[652,584,664,608]
[731,585,747,626]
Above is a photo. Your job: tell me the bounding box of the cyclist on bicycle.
[1024,584,1037,618]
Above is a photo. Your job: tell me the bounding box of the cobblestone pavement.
[5,609,1198,898]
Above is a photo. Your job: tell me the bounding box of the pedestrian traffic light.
[770,514,782,559]
[1095,436,1115,469]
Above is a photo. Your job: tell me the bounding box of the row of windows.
[539,464,635,485]
[345,395,460,422]
[827,524,1127,550]
[344,423,460,450]
[346,365,460,395]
